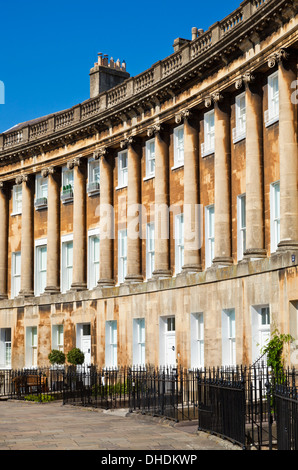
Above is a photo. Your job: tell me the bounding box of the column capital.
[235,71,255,90]
[268,48,289,68]
[147,123,162,137]
[41,166,55,178]
[15,174,29,185]
[93,147,107,160]
[120,136,135,149]
[204,92,224,108]
[175,109,191,124]
[67,156,82,170]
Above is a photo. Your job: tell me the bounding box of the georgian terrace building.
[0,0,297,370]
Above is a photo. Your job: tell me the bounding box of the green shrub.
[67,348,85,366]
[24,394,55,403]
[48,349,66,366]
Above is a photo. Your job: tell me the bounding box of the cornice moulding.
[0,1,296,163]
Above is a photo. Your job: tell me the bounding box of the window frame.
[117,150,128,189]
[88,229,100,289]
[173,125,184,168]
[205,205,215,268]
[87,157,100,195]
[105,320,117,369]
[11,251,21,299]
[61,235,73,293]
[233,92,246,143]
[175,213,184,275]
[201,109,215,157]
[190,313,204,369]
[35,173,48,210]
[26,326,38,368]
[118,229,127,284]
[133,318,146,367]
[270,181,280,253]
[265,71,279,127]
[146,222,155,280]
[35,239,47,296]
[237,194,246,260]
[12,184,22,215]
[61,166,74,203]
[222,309,236,367]
[0,328,12,368]
[52,325,64,352]
[145,138,155,179]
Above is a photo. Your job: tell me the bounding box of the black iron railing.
[1,364,298,450]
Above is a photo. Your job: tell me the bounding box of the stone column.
[176,110,202,273]
[150,124,172,278]
[276,50,298,251]
[44,166,61,294]
[212,93,233,266]
[123,137,143,283]
[70,157,87,291]
[97,148,115,287]
[241,72,267,259]
[0,182,8,299]
[18,174,34,297]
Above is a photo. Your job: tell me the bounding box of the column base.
[243,248,267,260]
[97,279,115,288]
[277,240,298,251]
[124,274,143,284]
[70,282,87,292]
[182,264,202,273]
[43,286,60,295]
[18,290,34,298]
[0,294,8,300]
[212,257,233,267]
[152,269,172,279]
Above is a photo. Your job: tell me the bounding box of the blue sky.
[0,0,240,134]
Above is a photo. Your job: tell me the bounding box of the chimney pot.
[192,27,198,40]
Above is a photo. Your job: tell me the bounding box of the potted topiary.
[67,347,85,366]
[48,349,66,391]
[48,349,66,367]
[66,348,85,390]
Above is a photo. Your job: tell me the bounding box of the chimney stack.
[89,53,130,98]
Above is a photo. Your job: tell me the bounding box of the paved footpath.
[0,400,240,451]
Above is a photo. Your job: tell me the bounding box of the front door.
[165,333,176,367]
[165,317,176,368]
[81,336,91,366]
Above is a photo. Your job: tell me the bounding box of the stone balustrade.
[0,0,276,153]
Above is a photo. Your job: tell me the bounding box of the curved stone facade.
[0,0,297,369]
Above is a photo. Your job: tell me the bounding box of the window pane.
[63,169,74,187]
[167,317,175,331]
[93,236,100,261]
[83,324,91,336]
[241,196,246,228]
[14,252,21,275]
[261,307,270,325]
[66,242,73,267]
[32,327,37,347]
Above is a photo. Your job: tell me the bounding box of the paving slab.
[0,400,240,452]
